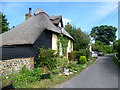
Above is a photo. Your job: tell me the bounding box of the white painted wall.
[52,33,57,50]
[52,33,73,57]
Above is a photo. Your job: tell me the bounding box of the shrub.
[85,49,90,58]
[37,48,58,70]
[79,56,87,64]
[76,50,86,61]
[51,69,61,74]
[9,66,41,86]
[76,52,85,60]
[8,66,52,87]
[74,65,83,72]
[68,51,77,61]
[56,57,69,68]
[66,62,77,69]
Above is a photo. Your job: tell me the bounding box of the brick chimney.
[25,8,32,20]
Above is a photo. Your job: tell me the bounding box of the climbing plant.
[57,34,69,56]
[70,40,73,51]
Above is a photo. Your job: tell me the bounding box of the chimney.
[29,8,32,15]
[25,8,32,20]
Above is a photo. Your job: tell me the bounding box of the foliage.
[56,57,69,68]
[76,51,86,61]
[113,55,120,67]
[65,23,90,51]
[7,66,42,87]
[0,12,9,34]
[113,40,119,52]
[51,69,61,74]
[37,48,58,70]
[68,51,77,61]
[57,34,69,56]
[79,56,87,64]
[2,57,96,88]
[76,49,90,61]
[92,41,113,53]
[66,62,77,69]
[90,25,117,45]
[85,49,90,58]
[32,67,44,76]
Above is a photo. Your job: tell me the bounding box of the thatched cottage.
[0,8,74,60]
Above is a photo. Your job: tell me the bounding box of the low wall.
[0,57,34,75]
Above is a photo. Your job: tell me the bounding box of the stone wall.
[0,57,34,75]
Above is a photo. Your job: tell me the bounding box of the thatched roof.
[0,8,74,46]
[49,15,62,26]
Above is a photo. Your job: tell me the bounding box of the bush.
[8,66,53,87]
[79,56,87,64]
[85,49,90,58]
[66,62,77,69]
[68,51,77,61]
[74,49,90,63]
[37,48,58,70]
[9,66,41,86]
[56,57,69,68]
[76,51,85,61]
[74,65,83,72]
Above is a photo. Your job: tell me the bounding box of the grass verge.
[104,53,117,55]
[113,55,120,67]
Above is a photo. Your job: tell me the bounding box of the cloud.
[62,18,71,25]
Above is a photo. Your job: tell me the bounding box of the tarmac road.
[56,55,119,88]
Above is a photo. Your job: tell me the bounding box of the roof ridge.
[34,8,49,17]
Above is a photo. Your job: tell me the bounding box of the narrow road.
[56,55,118,88]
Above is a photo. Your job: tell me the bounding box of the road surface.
[56,55,119,88]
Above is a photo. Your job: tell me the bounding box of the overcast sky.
[1,1,119,39]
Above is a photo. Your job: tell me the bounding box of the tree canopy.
[65,23,90,51]
[92,41,113,53]
[0,12,9,34]
[90,25,117,45]
[113,40,119,52]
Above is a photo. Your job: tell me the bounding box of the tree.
[90,25,117,45]
[113,40,119,52]
[92,41,113,53]
[65,23,90,51]
[0,12,9,34]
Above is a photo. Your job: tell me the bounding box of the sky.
[1,1,119,39]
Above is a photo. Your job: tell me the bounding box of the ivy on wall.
[57,34,69,56]
[70,40,73,51]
